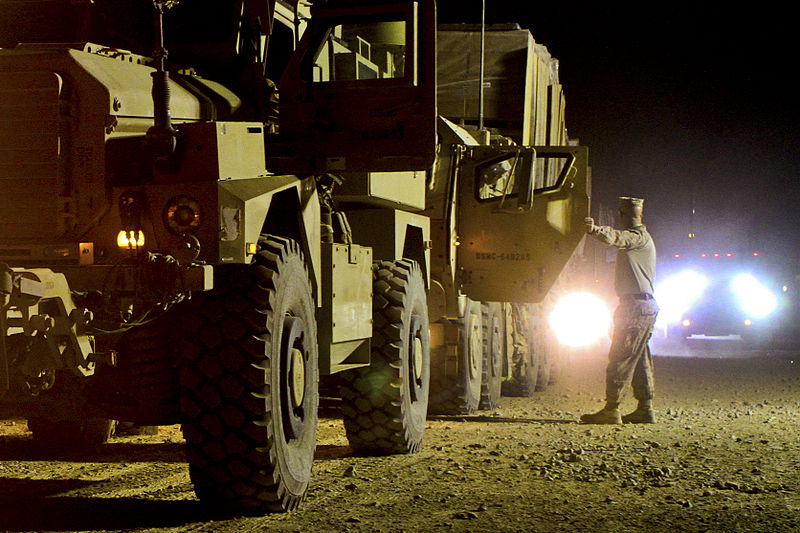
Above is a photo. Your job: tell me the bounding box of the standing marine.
[581,197,659,424]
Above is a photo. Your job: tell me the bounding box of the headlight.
[654,269,708,326]
[550,292,611,347]
[163,195,201,235]
[731,273,776,318]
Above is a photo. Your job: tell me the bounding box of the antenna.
[478,0,486,134]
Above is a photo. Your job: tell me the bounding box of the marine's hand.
[584,217,596,234]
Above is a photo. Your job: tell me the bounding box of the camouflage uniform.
[606,294,658,406]
[584,198,658,422]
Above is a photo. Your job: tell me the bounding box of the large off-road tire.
[428,298,483,414]
[501,306,540,397]
[339,259,430,454]
[479,303,504,410]
[178,237,318,513]
[109,317,180,424]
[547,340,563,386]
[501,344,539,397]
[27,417,115,449]
[535,339,552,392]
[536,333,562,391]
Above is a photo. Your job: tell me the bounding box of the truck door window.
[312,19,407,82]
[533,153,573,191]
[476,150,574,202]
[477,157,518,201]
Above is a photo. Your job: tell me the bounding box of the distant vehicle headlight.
[654,269,708,326]
[731,273,777,318]
[550,292,611,347]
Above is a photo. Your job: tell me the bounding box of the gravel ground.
[0,340,798,532]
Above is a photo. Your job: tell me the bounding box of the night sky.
[442,3,799,265]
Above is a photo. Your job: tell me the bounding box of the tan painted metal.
[317,242,373,375]
[455,146,590,303]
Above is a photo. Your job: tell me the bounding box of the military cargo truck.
[418,23,589,413]
[0,0,588,514]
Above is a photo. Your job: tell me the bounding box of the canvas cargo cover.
[437,26,565,146]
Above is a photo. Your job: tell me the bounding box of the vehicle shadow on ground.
[428,414,578,425]
[311,414,578,462]
[0,437,187,463]
[0,485,218,532]
[315,443,356,460]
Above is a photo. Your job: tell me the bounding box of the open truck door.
[455,145,590,303]
[273,1,436,174]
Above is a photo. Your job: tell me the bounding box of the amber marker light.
[247,242,258,255]
[117,230,145,249]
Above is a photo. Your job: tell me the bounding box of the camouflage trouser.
[605,298,659,405]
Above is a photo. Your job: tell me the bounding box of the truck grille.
[0,71,63,241]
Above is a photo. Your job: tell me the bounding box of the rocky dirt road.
[1,342,799,532]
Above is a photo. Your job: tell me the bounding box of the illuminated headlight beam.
[654,269,708,327]
[732,273,777,318]
[550,292,611,347]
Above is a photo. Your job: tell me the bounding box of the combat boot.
[622,408,656,424]
[579,406,622,425]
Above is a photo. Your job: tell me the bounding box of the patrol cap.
[619,196,644,213]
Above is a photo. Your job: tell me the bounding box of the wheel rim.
[413,337,424,381]
[491,316,503,378]
[408,314,426,402]
[468,317,481,380]
[290,347,306,408]
[281,316,309,440]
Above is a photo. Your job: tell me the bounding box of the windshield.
[311,18,407,82]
